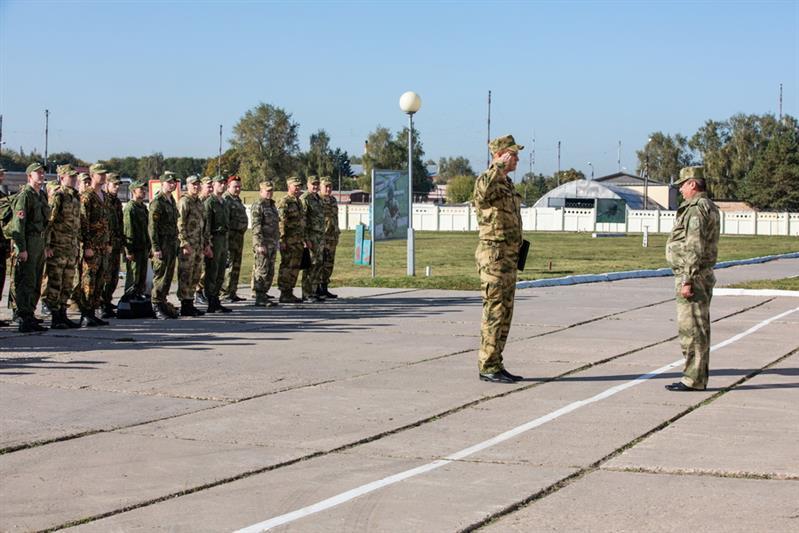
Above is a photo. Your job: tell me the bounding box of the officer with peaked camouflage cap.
[123,179,151,299]
[203,175,232,313]
[77,163,112,327]
[250,180,279,306]
[665,165,720,392]
[149,171,180,318]
[221,175,248,302]
[300,175,325,302]
[176,175,209,316]
[277,176,306,303]
[0,166,10,325]
[100,172,125,318]
[319,176,340,299]
[473,134,526,383]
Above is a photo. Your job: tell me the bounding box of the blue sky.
[1,0,796,179]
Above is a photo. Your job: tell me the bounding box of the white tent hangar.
[532,179,665,210]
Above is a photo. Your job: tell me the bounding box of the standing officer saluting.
[665,166,720,392]
[148,171,180,319]
[9,162,51,332]
[473,135,525,384]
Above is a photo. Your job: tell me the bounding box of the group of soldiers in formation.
[0,163,341,333]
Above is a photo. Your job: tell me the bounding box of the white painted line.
[234,305,799,533]
[714,288,799,298]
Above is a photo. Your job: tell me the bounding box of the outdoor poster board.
[147,180,181,203]
[372,169,408,241]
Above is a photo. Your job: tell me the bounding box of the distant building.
[594,172,678,209]
[533,179,665,211]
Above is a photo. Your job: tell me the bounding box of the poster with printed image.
[372,169,408,241]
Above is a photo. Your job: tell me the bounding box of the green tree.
[231,102,300,190]
[742,116,799,211]
[138,152,166,180]
[362,125,432,198]
[203,148,240,178]
[101,156,139,177]
[437,156,475,184]
[49,152,89,168]
[164,157,208,179]
[301,129,336,179]
[446,174,476,204]
[517,173,552,205]
[553,168,585,185]
[636,132,694,184]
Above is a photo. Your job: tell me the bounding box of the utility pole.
[217,124,223,176]
[0,114,3,149]
[557,140,561,186]
[44,109,50,172]
[617,140,621,172]
[779,83,783,120]
[486,90,492,168]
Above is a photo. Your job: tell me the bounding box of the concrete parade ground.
[1,258,798,532]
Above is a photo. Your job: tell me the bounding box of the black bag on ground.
[116,292,156,319]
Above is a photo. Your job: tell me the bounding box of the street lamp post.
[587,162,594,180]
[644,137,652,210]
[399,91,421,277]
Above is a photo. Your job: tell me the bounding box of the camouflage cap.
[488,134,524,155]
[200,176,213,185]
[107,173,121,184]
[26,162,45,174]
[260,180,275,191]
[320,176,333,186]
[46,181,60,192]
[286,176,302,187]
[307,175,320,184]
[89,163,108,174]
[185,175,200,185]
[160,171,178,183]
[56,164,78,177]
[78,172,91,182]
[212,175,226,183]
[129,179,146,190]
[673,166,704,187]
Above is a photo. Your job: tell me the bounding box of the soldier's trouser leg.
[321,240,337,285]
[102,248,122,305]
[222,230,244,298]
[205,237,228,300]
[151,248,177,304]
[43,254,77,309]
[251,246,268,298]
[675,270,715,389]
[79,253,106,313]
[476,240,518,374]
[0,243,8,305]
[177,249,203,300]
[278,244,303,292]
[302,238,324,297]
[13,238,45,317]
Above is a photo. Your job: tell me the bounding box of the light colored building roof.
[533,179,664,210]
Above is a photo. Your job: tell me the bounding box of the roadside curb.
[516,251,799,289]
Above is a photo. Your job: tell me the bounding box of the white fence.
[330,204,799,237]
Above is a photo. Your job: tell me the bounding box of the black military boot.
[315,285,327,300]
[20,315,48,333]
[215,297,232,313]
[180,299,202,317]
[50,309,69,330]
[101,304,116,319]
[322,284,338,299]
[279,291,302,304]
[80,312,100,328]
[152,303,169,320]
[61,308,81,329]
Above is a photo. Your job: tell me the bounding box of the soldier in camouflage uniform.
[250,180,279,307]
[277,177,306,303]
[300,176,325,302]
[222,176,248,302]
[0,167,9,326]
[101,173,125,318]
[319,177,340,299]
[177,175,209,316]
[204,175,232,313]
[194,177,213,305]
[123,180,150,298]
[78,163,113,327]
[42,164,81,329]
[9,163,51,332]
[665,166,720,392]
[149,171,180,319]
[473,135,525,384]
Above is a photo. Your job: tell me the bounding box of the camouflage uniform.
[79,189,111,313]
[101,188,124,307]
[320,191,340,286]
[473,137,524,375]
[204,192,230,303]
[300,184,325,299]
[123,193,150,296]
[148,189,179,304]
[0,181,12,310]
[277,190,305,294]
[43,183,81,312]
[177,191,207,300]
[222,191,248,299]
[666,167,720,390]
[251,194,279,301]
[9,183,50,319]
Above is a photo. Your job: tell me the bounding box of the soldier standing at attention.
[473,135,525,384]
[319,177,340,299]
[222,176,248,302]
[149,172,180,319]
[665,166,720,392]
[9,163,51,333]
[177,175,209,317]
[123,180,150,299]
[0,167,10,326]
[204,175,232,313]
[300,175,325,302]
[79,163,112,327]
[101,173,125,318]
[277,177,306,303]
[250,180,279,307]
[194,177,213,305]
[42,164,81,329]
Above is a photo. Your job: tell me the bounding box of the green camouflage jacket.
[106,192,124,250]
[473,162,523,245]
[251,198,279,249]
[300,191,325,240]
[178,194,207,250]
[123,200,150,255]
[46,186,80,255]
[10,185,50,253]
[205,195,229,238]
[223,192,249,233]
[80,189,110,252]
[148,191,179,254]
[321,194,340,242]
[278,194,305,246]
[666,192,720,284]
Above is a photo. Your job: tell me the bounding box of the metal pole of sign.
[407,113,415,276]
[371,169,376,278]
